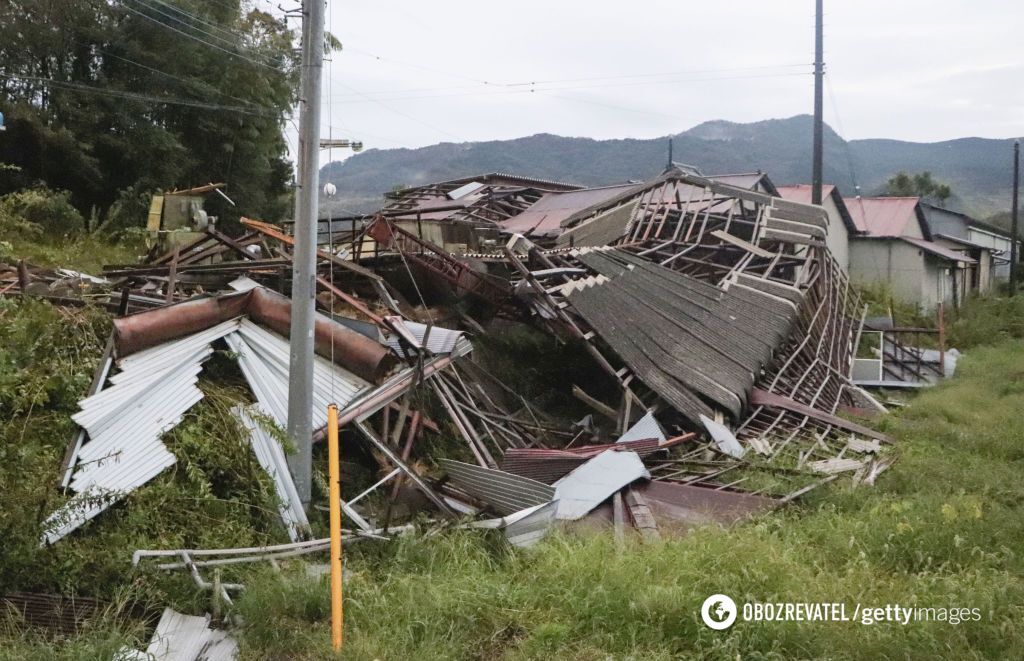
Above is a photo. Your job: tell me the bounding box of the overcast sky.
[291,0,1024,165]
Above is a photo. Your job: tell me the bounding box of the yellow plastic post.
[327,404,343,652]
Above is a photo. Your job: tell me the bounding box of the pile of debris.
[15,167,941,655]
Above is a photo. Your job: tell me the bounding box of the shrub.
[100,186,152,233]
[0,187,85,237]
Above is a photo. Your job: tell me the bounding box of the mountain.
[320,115,1016,221]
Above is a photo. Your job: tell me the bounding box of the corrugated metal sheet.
[699,414,745,458]
[43,333,213,545]
[638,480,776,526]
[384,319,472,358]
[47,315,377,546]
[500,439,663,484]
[439,459,555,515]
[553,450,649,520]
[617,411,666,443]
[226,319,370,429]
[146,608,212,660]
[234,407,309,542]
[566,249,794,421]
[845,196,923,237]
[0,592,106,637]
[503,501,557,548]
[117,607,238,661]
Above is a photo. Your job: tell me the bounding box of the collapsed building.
[4,167,918,596]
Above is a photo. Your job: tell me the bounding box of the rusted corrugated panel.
[500,439,664,484]
[1,593,106,636]
[500,184,641,236]
[639,480,776,526]
[113,287,396,383]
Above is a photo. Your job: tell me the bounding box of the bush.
[100,186,152,234]
[0,187,85,237]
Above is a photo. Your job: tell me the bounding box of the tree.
[0,0,298,227]
[884,171,952,205]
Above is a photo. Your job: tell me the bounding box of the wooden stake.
[327,404,343,653]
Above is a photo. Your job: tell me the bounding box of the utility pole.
[811,0,824,205]
[288,0,326,508]
[1011,139,1020,295]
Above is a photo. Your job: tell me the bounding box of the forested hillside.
[0,0,296,230]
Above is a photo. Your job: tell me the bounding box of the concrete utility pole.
[811,0,824,205]
[1011,139,1020,295]
[288,0,326,508]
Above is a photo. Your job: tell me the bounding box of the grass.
[2,233,144,276]
[220,340,1024,660]
[3,254,1024,657]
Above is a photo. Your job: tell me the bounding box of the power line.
[327,71,810,105]
[115,1,287,72]
[328,77,464,141]
[90,44,264,109]
[1,73,278,116]
[129,0,253,51]
[344,46,810,92]
[140,0,248,44]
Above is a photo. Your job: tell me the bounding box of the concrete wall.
[849,239,923,304]
[849,238,955,310]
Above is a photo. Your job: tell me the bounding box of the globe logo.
[701,594,738,630]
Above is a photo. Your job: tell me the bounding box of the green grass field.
[2,238,1023,659]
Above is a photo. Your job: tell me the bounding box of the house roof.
[901,236,977,264]
[710,172,780,196]
[498,183,642,236]
[776,184,859,234]
[935,233,1001,252]
[844,196,930,238]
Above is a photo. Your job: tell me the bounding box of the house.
[369,172,583,253]
[776,184,858,273]
[920,202,1016,281]
[844,196,981,309]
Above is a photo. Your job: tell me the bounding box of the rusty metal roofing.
[499,439,664,484]
[1,592,107,637]
[844,196,927,238]
[498,184,641,237]
[639,480,776,526]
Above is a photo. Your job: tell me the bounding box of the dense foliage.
[0,0,297,228]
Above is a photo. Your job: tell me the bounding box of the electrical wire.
[88,44,265,109]
[328,77,464,142]
[327,71,810,105]
[129,0,258,51]
[115,1,287,72]
[140,0,249,44]
[0,73,278,116]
